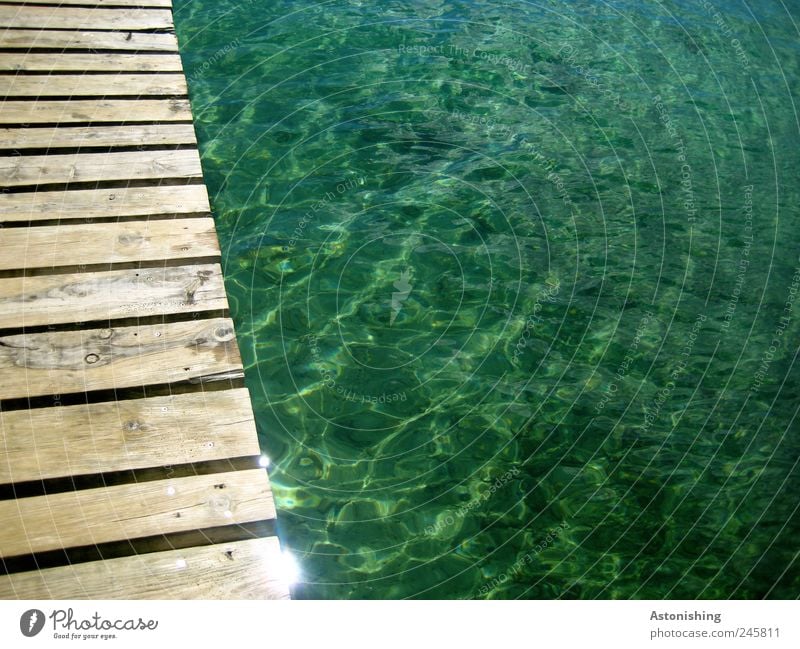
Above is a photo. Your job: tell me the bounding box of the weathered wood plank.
[0,185,210,222]
[0,389,257,483]
[0,0,173,7]
[0,469,275,557]
[0,317,243,400]
[0,74,187,98]
[0,99,192,124]
[0,537,290,600]
[0,53,183,72]
[0,263,227,328]
[0,6,174,30]
[0,0,286,603]
[0,149,202,187]
[0,217,218,271]
[1,124,196,149]
[0,29,177,51]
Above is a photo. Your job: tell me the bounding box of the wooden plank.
[0,185,210,222]
[0,6,174,30]
[0,470,275,557]
[1,124,196,149]
[0,149,202,187]
[0,317,242,400]
[0,0,173,7]
[0,389,257,483]
[0,53,183,72]
[0,217,218,271]
[0,538,288,600]
[0,74,187,98]
[0,99,192,124]
[0,29,177,51]
[0,263,227,328]
[0,537,290,600]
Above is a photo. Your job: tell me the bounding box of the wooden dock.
[0,0,289,599]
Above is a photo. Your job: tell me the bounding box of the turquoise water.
[173,0,800,598]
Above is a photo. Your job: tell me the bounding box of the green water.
[173,0,800,599]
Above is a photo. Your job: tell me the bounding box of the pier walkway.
[0,0,288,599]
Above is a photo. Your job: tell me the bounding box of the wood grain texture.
[0,470,275,557]
[0,217,219,271]
[0,53,183,72]
[0,6,174,30]
[0,185,210,222]
[0,389,258,483]
[0,74,187,98]
[0,99,192,124]
[0,2,287,602]
[0,537,289,600]
[0,0,173,7]
[1,124,196,149]
[0,29,177,51]
[0,149,202,187]
[0,263,227,328]
[0,317,243,400]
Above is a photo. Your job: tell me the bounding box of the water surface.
[173,0,800,598]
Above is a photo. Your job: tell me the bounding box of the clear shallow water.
[173,0,800,598]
